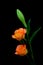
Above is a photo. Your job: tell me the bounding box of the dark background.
[0,0,43,65]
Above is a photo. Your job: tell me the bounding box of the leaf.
[29,27,41,44]
[16,9,27,28]
[27,19,31,35]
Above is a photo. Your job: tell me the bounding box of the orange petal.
[24,29,27,33]
[15,52,18,55]
[12,35,16,39]
[23,44,26,48]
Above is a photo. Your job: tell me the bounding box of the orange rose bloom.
[12,28,26,41]
[15,44,28,56]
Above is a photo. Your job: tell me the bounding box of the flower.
[12,28,26,41]
[15,44,28,56]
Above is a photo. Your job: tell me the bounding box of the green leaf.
[27,19,31,35]
[16,9,27,28]
[29,27,41,44]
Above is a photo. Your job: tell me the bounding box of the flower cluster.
[12,28,28,56]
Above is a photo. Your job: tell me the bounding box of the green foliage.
[29,27,41,44]
[27,19,31,36]
[16,9,27,28]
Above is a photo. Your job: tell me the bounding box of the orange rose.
[15,44,28,56]
[12,28,26,41]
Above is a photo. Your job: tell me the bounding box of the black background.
[0,0,43,65]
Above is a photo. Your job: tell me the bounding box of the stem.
[26,28,36,65]
[29,42,36,65]
[20,40,24,44]
[29,44,34,60]
[24,38,27,43]
[26,55,33,65]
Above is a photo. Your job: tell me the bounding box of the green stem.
[26,28,36,65]
[29,44,34,60]
[29,42,36,65]
[24,38,27,43]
